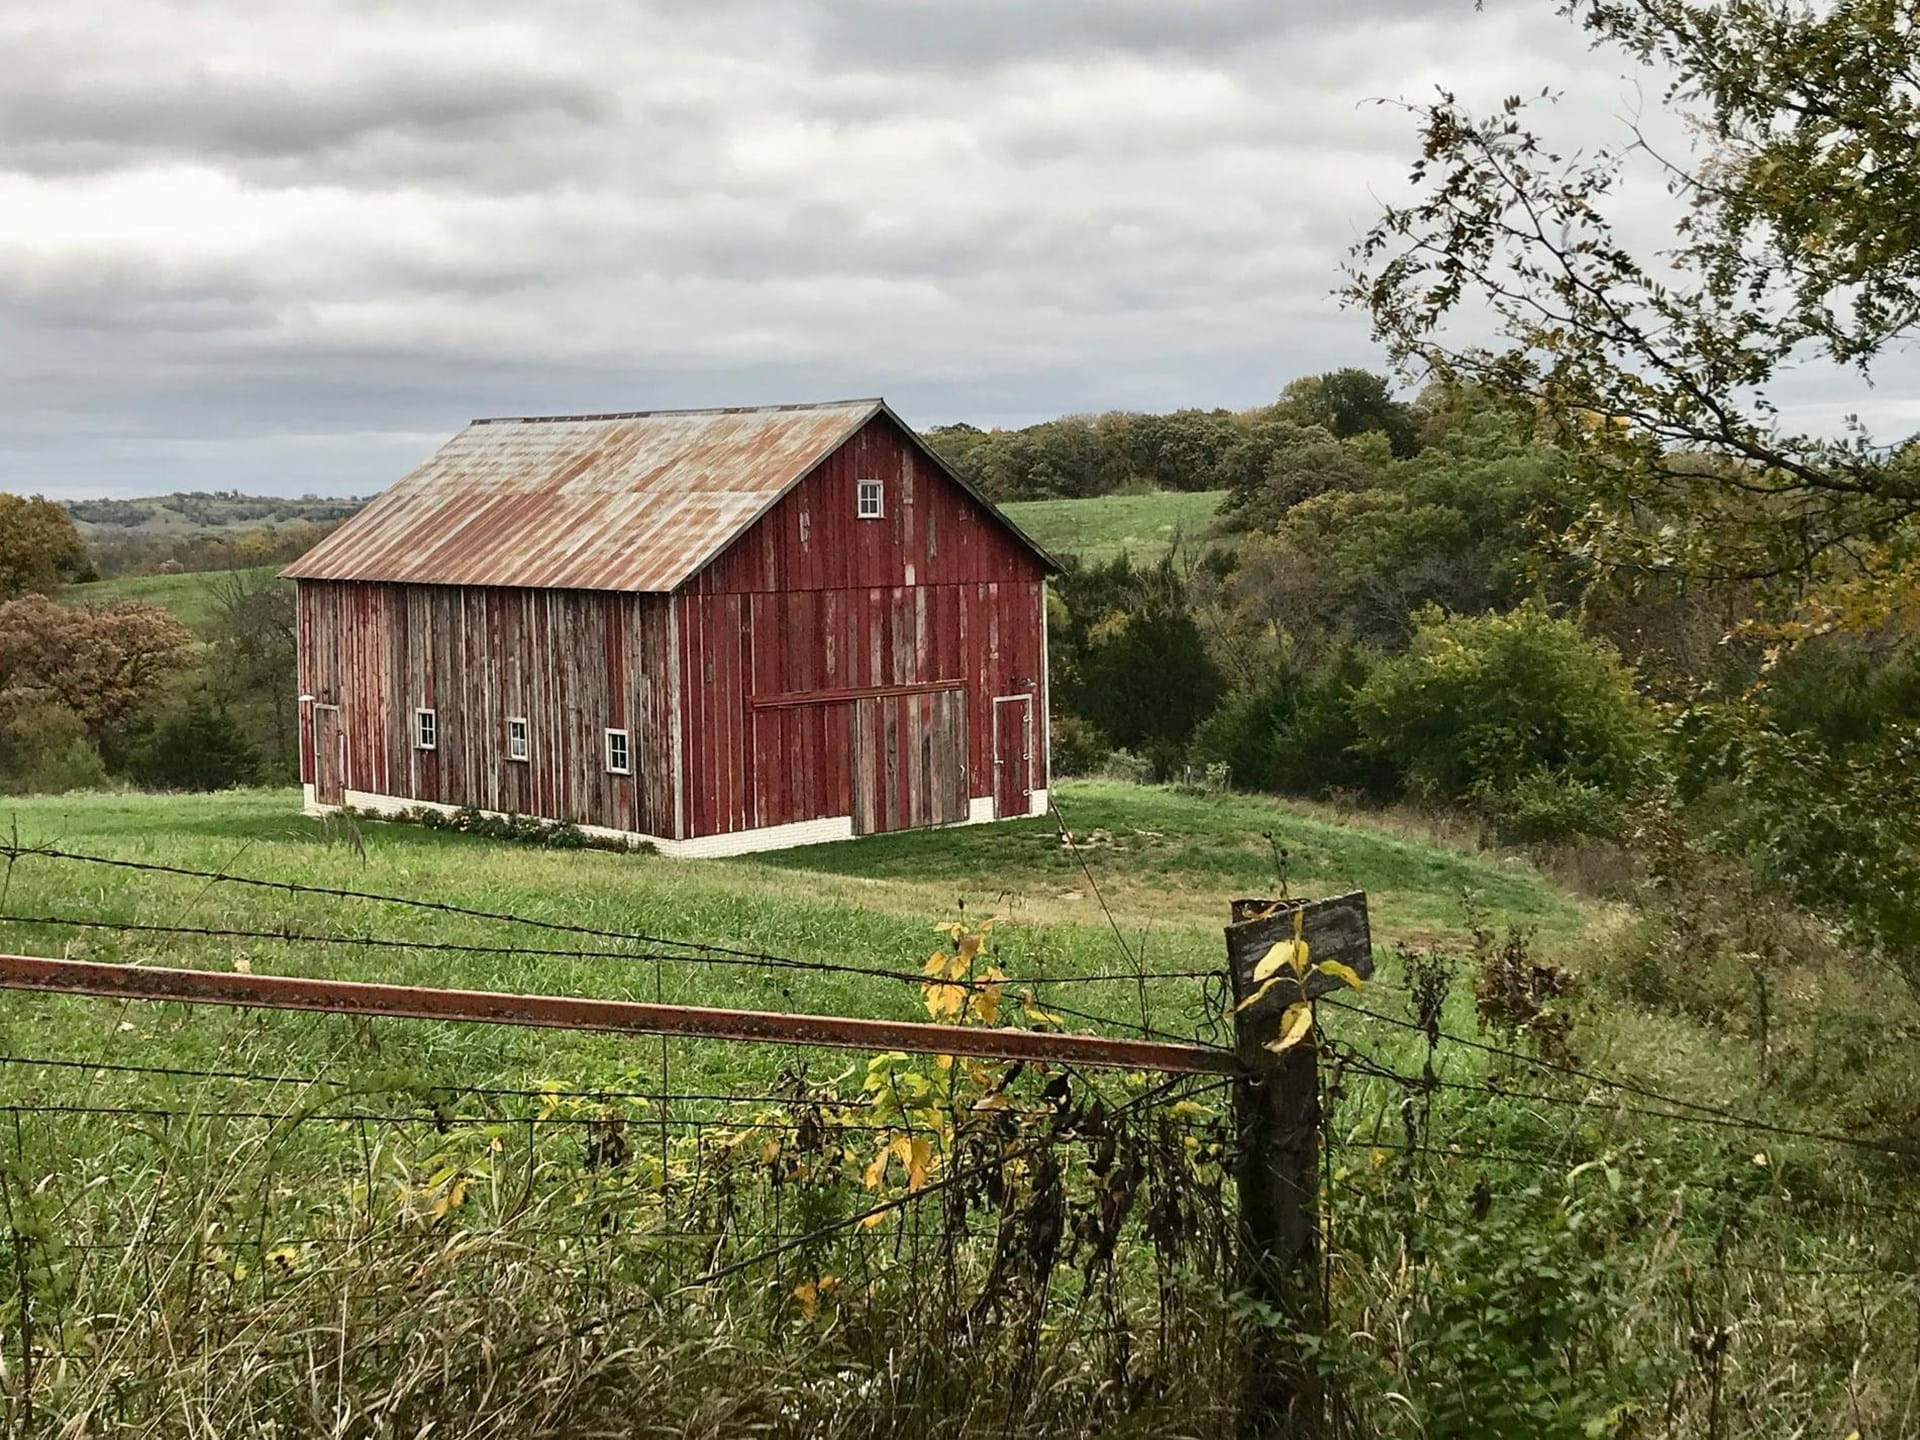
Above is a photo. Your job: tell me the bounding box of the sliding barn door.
[851,688,969,835]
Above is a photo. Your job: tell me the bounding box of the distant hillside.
[67,491,369,537]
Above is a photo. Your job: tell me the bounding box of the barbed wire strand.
[1318,993,1917,1159]
[0,910,1219,991]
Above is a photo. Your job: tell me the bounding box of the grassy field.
[999,489,1224,564]
[61,564,281,637]
[0,779,1577,1093]
[1,780,1914,1433]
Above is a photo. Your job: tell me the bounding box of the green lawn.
[1001,489,1225,564]
[62,564,282,637]
[0,780,1576,1096]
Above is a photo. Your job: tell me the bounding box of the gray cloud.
[0,0,1871,501]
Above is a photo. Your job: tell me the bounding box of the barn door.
[992,695,1032,819]
[851,689,968,835]
[312,704,345,806]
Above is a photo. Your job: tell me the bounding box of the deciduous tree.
[0,494,93,597]
[1348,0,1920,612]
[0,596,192,748]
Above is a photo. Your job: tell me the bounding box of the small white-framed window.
[415,708,437,751]
[507,716,529,762]
[605,728,631,775]
[856,478,884,519]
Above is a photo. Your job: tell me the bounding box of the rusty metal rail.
[0,954,1238,1076]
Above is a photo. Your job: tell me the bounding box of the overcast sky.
[3,0,1908,500]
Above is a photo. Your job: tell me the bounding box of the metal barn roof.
[282,398,1048,593]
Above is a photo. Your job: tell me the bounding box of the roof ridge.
[470,398,884,425]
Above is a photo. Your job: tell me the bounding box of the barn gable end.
[675,411,1050,841]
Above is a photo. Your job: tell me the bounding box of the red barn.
[283,399,1057,856]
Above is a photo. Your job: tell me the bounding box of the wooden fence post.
[1226,891,1372,1436]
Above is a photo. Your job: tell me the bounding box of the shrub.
[1352,604,1657,832]
[132,705,261,790]
[1188,651,1393,799]
[1188,672,1301,790]
[1268,649,1394,796]
[1070,606,1224,753]
[1094,748,1154,784]
[1718,721,1920,989]
[377,804,653,855]
[1484,769,1623,845]
[1047,713,1110,777]
[0,701,107,794]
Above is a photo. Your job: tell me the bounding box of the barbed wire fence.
[0,837,1915,1435]
[0,839,1253,1435]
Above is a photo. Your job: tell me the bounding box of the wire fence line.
[0,1001,1244,1433]
[0,841,1218,1045]
[0,845,1251,1432]
[1317,992,1919,1158]
[3,847,1915,1434]
[0,909,1221,991]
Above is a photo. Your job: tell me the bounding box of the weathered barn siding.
[297,580,677,836]
[291,403,1053,852]
[674,414,1049,839]
[685,413,1038,596]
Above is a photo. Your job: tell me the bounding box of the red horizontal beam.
[749,680,963,711]
[0,954,1237,1076]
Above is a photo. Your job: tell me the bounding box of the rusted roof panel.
[283,400,884,592]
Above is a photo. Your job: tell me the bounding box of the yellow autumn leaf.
[1020,992,1064,1027]
[905,1135,932,1191]
[862,1149,890,1191]
[431,1176,468,1218]
[793,1281,819,1319]
[971,968,1006,1025]
[1252,909,1311,982]
[1235,973,1291,1014]
[1250,940,1296,984]
[1313,960,1364,991]
[924,982,966,1020]
[858,1209,892,1230]
[1263,1002,1315,1055]
[265,1245,303,1273]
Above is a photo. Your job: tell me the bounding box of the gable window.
[415,708,437,751]
[507,717,529,762]
[605,728,631,775]
[856,478,884,519]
